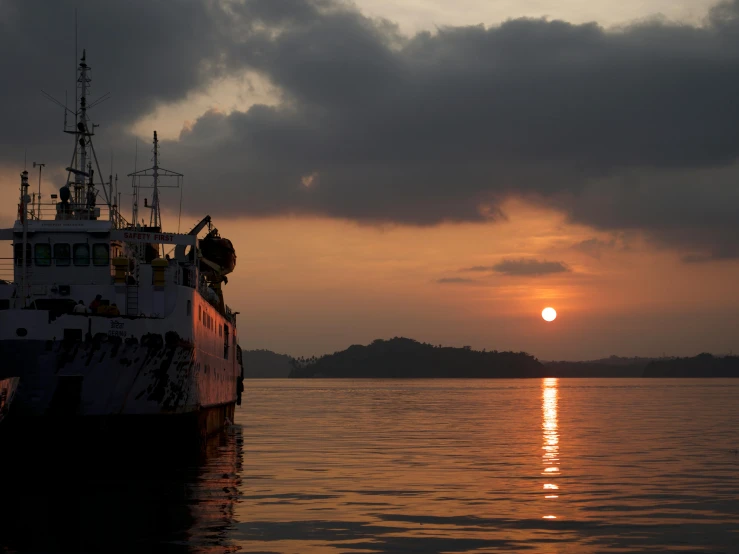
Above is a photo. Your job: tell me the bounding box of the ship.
[0,51,244,444]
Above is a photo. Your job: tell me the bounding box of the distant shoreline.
[244,341,739,379]
[282,338,739,379]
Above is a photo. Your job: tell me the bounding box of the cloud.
[491,259,570,276]
[571,238,614,259]
[436,277,476,284]
[461,266,491,272]
[0,0,229,159]
[4,0,739,259]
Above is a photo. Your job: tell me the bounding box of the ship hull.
[0,338,239,445]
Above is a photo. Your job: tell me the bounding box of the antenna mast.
[127,130,183,234]
[152,131,161,228]
[33,162,45,220]
[19,171,30,307]
[75,50,89,207]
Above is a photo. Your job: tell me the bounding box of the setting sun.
[542,307,557,322]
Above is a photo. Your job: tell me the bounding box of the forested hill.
[243,349,294,378]
[642,354,739,377]
[288,338,544,378]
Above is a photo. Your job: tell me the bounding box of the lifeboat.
[199,232,236,276]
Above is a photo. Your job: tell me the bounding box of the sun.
[542,307,557,322]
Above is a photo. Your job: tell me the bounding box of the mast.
[152,131,160,228]
[75,50,90,207]
[127,131,183,235]
[56,49,112,220]
[19,171,29,307]
[33,162,45,220]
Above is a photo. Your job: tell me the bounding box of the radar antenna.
[45,50,113,219]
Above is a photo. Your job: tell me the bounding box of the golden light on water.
[542,307,557,322]
[542,378,560,519]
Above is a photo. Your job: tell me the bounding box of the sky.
[2,0,739,360]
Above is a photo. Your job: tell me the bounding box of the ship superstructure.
[0,51,244,440]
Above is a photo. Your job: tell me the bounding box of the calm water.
[2,379,739,553]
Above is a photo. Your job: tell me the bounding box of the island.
[244,341,739,379]
[243,349,295,378]
[288,337,545,378]
[642,353,739,377]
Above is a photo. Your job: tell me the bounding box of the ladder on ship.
[126,261,140,316]
[126,285,138,316]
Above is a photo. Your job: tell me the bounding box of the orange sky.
[200,199,739,360]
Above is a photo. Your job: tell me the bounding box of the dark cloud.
[0,0,228,163]
[461,266,491,272]
[492,259,570,276]
[436,277,476,284]
[4,0,739,259]
[571,238,615,259]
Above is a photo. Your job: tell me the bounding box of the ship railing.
[225,304,237,324]
[0,258,17,283]
[25,202,129,227]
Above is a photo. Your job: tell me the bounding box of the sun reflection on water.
[542,377,560,519]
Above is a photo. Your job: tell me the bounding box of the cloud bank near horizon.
[2,0,739,259]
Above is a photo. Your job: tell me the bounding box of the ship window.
[198,305,201,321]
[73,243,90,266]
[35,244,52,266]
[54,243,71,266]
[14,243,31,266]
[92,243,110,266]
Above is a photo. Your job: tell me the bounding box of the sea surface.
[1,378,739,553]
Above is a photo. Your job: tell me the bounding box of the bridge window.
[92,243,110,266]
[54,243,71,266]
[73,243,90,266]
[34,244,52,266]
[14,243,31,266]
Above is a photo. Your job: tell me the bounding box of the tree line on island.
[242,338,739,378]
[288,338,543,378]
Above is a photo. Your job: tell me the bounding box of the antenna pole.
[132,138,138,229]
[127,131,182,240]
[75,50,90,208]
[152,130,160,229]
[33,162,45,220]
[20,171,29,308]
[108,149,113,220]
